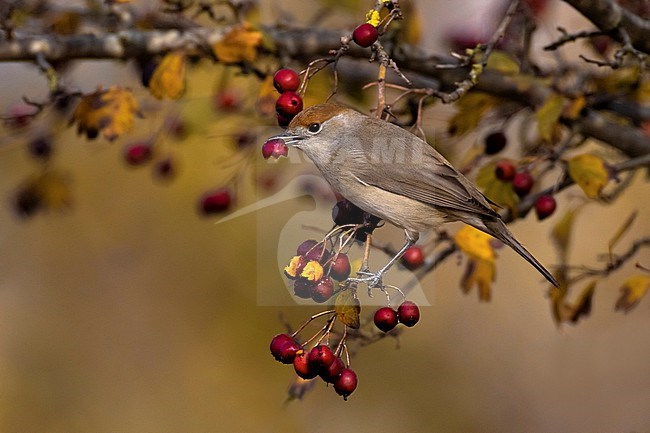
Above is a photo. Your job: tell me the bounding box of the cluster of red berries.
[331,198,381,242]
[494,160,557,220]
[285,240,351,303]
[373,300,420,332]
[270,334,358,399]
[273,69,303,128]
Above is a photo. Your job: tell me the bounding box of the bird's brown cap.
[288,103,351,128]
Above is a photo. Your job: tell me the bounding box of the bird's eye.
[308,123,322,133]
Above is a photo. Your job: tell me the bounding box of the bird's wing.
[355,125,499,219]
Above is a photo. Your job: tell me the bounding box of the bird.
[269,103,559,287]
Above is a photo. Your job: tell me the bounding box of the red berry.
[14,187,42,218]
[276,92,303,117]
[308,345,336,370]
[153,157,175,179]
[270,334,300,364]
[352,23,378,48]
[374,307,398,332]
[320,356,345,383]
[524,0,549,16]
[401,246,424,270]
[165,116,187,139]
[277,113,292,128]
[297,240,319,256]
[294,351,318,379]
[311,277,334,303]
[535,194,557,220]
[397,301,420,327]
[200,188,232,214]
[293,279,314,299]
[512,172,535,197]
[262,138,289,159]
[303,244,330,263]
[591,35,611,55]
[334,368,358,399]
[28,136,53,160]
[124,142,152,166]
[273,69,300,93]
[214,89,240,111]
[330,253,351,281]
[495,160,516,182]
[5,104,36,129]
[235,132,256,149]
[484,131,507,155]
[446,29,488,51]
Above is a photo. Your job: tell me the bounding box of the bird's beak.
[268,132,304,148]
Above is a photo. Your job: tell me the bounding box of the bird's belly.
[327,175,448,233]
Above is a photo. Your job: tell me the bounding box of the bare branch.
[562,0,650,54]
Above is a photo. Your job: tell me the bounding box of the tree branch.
[0,27,224,61]
[1,25,648,159]
[562,0,650,54]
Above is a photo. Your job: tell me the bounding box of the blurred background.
[0,1,649,432]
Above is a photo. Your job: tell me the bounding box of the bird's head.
[271,103,360,158]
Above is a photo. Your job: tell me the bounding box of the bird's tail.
[479,219,559,287]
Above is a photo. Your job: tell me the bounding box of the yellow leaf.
[486,50,519,75]
[568,280,596,323]
[608,211,637,262]
[594,66,640,94]
[460,259,495,302]
[635,76,650,103]
[567,154,610,198]
[48,11,81,35]
[213,24,262,63]
[71,86,141,141]
[349,259,363,277]
[448,92,499,136]
[562,96,586,120]
[536,93,564,142]
[455,225,495,263]
[551,206,581,259]
[475,161,519,212]
[549,275,569,326]
[149,51,186,100]
[23,170,73,211]
[335,290,360,329]
[615,275,650,313]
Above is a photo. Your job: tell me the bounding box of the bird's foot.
[346,271,384,296]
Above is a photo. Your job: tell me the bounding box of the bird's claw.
[346,271,384,295]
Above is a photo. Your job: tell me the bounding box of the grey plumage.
[276,103,558,287]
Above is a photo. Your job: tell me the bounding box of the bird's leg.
[348,230,418,292]
[359,234,372,274]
